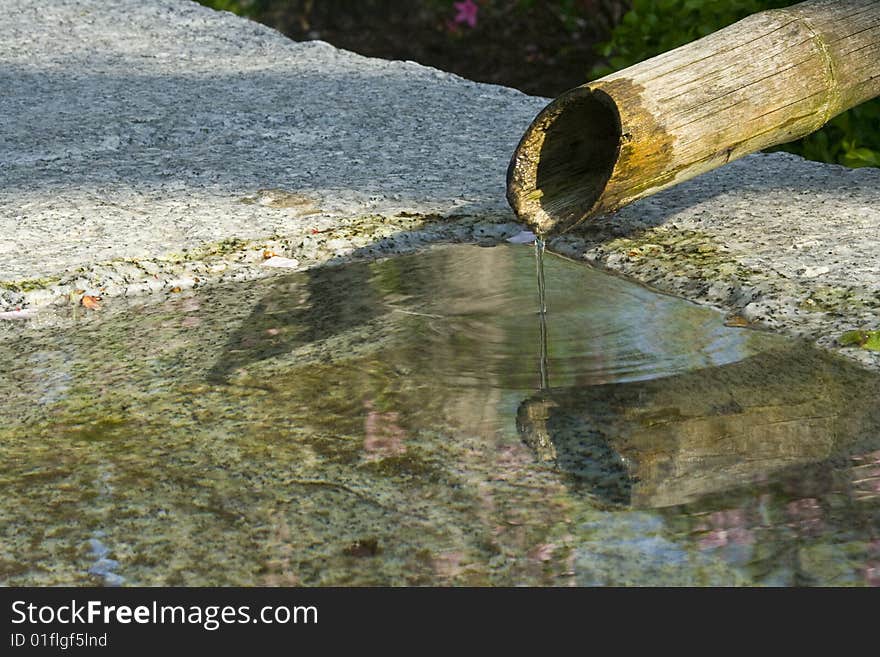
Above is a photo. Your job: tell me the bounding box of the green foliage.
[592,0,880,168]
[796,102,880,168]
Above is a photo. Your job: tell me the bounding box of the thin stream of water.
[535,237,547,316]
[535,237,549,390]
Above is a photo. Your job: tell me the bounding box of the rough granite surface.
[1,0,878,368]
[0,0,542,312]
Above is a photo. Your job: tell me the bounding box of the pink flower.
[453,0,479,29]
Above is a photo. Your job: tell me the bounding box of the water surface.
[2,243,879,586]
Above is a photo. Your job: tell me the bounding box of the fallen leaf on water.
[725,315,751,328]
[81,295,101,310]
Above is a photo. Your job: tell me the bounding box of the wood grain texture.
[508,0,880,235]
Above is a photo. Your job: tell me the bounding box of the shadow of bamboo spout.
[507,0,880,236]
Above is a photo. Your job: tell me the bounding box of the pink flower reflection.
[261,514,300,586]
[529,543,557,562]
[865,563,880,587]
[697,508,755,550]
[785,497,823,535]
[864,540,880,586]
[433,550,465,580]
[363,399,407,460]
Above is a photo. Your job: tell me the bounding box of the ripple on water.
[358,244,783,390]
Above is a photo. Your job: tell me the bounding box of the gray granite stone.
[1,0,878,369]
[0,0,543,312]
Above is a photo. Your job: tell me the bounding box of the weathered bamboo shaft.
[508,0,880,235]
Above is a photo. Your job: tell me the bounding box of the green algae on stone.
[0,212,516,318]
[179,237,254,262]
[840,329,880,351]
[799,286,868,313]
[601,229,755,282]
[0,276,62,293]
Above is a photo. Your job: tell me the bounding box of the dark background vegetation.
[200,0,879,168]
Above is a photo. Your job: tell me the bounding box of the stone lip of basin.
[1,0,878,371]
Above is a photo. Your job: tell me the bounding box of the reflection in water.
[2,243,880,586]
[517,348,880,508]
[207,262,381,383]
[210,244,781,391]
[85,463,125,587]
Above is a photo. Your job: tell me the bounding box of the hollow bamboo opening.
[507,88,621,236]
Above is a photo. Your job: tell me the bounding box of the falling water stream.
[535,237,549,391]
[2,242,880,585]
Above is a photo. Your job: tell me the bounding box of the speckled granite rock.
[1,0,878,369]
[0,0,540,318]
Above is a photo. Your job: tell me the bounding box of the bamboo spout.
[507,0,880,236]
